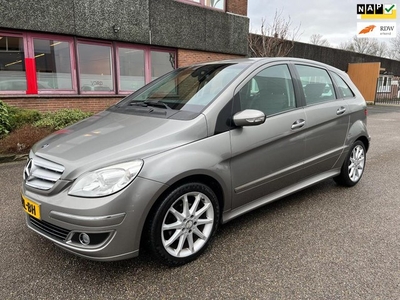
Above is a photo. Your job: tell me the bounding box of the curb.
[0,154,28,164]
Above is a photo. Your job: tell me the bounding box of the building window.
[205,0,224,10]
[0,31,176,95]
[33,37,74,91]
[78,42,114,93]
[177,0,225,11]
[0,35,26,92]
[151,50,176,81]
[117,47,145,92]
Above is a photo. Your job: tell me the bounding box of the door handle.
[337,107,346,115]
[291,119,305,130]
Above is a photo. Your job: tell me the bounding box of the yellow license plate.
[21,195,41,220]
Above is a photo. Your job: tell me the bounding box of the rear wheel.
[148,183,220,266]
[334,141,366,187]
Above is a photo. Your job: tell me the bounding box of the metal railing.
[375,79,400,105]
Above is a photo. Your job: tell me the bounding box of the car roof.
[192,57,345,75]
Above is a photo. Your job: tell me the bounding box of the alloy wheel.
[348,144,365,182]
[161,191,215,258]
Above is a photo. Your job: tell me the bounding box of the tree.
[374,41,388,58]
[248,10,302,57]
[338,41,353,51]
[389,34,400,60]
[309,34,330,47]
[338,35,388,57]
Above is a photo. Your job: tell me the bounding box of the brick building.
[0,0,249,112]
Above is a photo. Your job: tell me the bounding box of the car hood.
[32,111,208,179]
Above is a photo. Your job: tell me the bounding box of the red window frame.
[115,43,147,95]
[115,44,177,95]
[27,33,77,94]
[0,30,177,96]
[76,39,116,95]
[175,0,226,11]
[149,48,177,81]
[0,31,28,95]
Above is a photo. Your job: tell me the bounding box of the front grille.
[24,156,65,190]
[29,216,70,241]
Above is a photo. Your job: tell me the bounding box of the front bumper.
[22,177,166,261]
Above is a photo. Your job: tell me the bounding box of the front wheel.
[334,141,366,187]
[148,183,220,266]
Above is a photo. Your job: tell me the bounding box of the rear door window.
[296,65,336,105]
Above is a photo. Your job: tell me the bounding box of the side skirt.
[222,169,340,224]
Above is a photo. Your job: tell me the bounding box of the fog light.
[71,232,111,247]
[79,233,90,245]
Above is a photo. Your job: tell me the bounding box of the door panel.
[295,64,350,177]
[301,100,349,177]
[230,64,306,210]
[230,108,307,209]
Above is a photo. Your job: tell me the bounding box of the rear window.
[331,72,355,98]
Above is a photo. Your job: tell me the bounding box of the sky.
[247,0,399,47]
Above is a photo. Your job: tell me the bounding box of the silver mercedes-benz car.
[22,58,370,266]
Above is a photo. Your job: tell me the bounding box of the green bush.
[0,100,11,137]
[1,103,92,138]
[7,106,42,130]
[34,109,92,130]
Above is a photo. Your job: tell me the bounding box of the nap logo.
[357,22,396,38]
[357,4,396,19]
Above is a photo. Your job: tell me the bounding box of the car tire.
[334,140,366,187]
[148,183,220,266]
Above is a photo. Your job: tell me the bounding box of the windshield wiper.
[129,100,172,109]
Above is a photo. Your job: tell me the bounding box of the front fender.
[139,132,233,210]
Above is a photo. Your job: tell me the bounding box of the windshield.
[115,63,247,114]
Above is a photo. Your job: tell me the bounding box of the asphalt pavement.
[0,105,399,299]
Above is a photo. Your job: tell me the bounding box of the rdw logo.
[357,22,396,38]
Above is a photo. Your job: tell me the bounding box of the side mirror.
[233,109,266,127]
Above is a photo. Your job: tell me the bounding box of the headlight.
[68,160,143,197]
